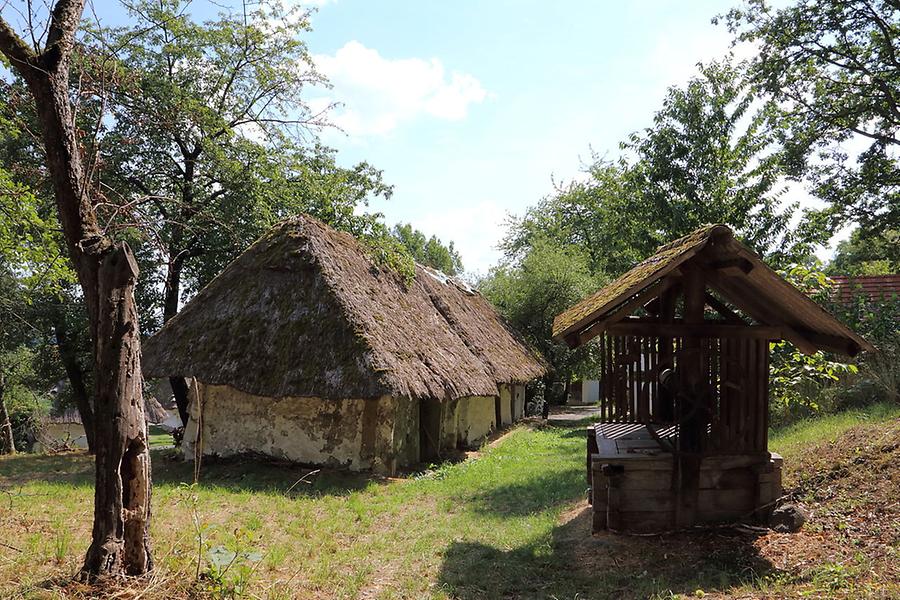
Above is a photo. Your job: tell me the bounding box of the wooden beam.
[606,319,782,340]
[573,277,679,347]
[704,293,747,325]
[780,326,820,356]
[705,272,819,355]
[795,329,862,357]
[707,257,754,276]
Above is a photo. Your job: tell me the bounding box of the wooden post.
[677,267,706,527]
[657,287,677,422]
[680,267,706,451]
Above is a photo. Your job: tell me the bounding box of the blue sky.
[300,0,821,275]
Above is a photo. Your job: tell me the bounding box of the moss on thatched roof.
[142,215,545,401]
[552,224,873,356]
[553,225,731,339]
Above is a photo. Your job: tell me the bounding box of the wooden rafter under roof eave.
[553,225,874,357]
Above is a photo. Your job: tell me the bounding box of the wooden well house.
[552,225,872,533]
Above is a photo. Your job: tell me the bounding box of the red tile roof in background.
[831,274,900,304]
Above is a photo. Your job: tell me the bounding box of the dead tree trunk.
[82,243,152,576]
[0,375,16,455]
[0,0,152,579]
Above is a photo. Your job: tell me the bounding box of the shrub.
[770,264,899,426]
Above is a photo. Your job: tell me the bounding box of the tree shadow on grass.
[151,450,379,497]
[0,449,377,498]
[466,468,587,517]
[438,504,779,600]
[0,451,94,487]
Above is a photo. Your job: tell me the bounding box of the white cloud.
[312,41,488,136]
[409,201,508,278]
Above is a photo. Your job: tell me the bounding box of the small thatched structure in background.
[143,215,545,474]
[35,396,169,452]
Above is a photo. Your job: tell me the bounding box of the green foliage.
[723,0,900,244]
[768,264,856,424]
[769,263,900,425]
[0,263,70,452]
[769,339,858,425]
[623,60,795,263]
[0,120,73,291]
[0,72,74,292]
[827,228,899,276]
[501,160,642,277]
[355,221,417,286]
[480,239,605,398]
[391,223,463,275]
[0,345,50,452]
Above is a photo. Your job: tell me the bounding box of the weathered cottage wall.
[387,395,419,472]
[182,384,412,474]
[512,384,526,420]
[431,395,497,452]
[456,396,496,446]
[498,385,513,426]
[438,398,460,451]
[179,382,521,471]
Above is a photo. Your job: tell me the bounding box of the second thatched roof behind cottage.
[142,215,545,400]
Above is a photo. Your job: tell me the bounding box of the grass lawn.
[769,401,900,461]
[1,405,898,599]
[148,425,175,449]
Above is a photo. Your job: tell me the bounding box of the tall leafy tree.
[480,239,604,405]
[503,60,796,286]
[723,0,900,246]
[623,60,795,261]
[85,0,393,423]
[501,160,642,278]
[96,0,326,326]
[392,223,463,275]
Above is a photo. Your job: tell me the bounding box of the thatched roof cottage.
[142,215,545,474]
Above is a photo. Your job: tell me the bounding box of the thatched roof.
[553,224,873,356]
[142,215,545,400]
[45,396,170,425]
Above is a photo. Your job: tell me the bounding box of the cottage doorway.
[419,399,442,463]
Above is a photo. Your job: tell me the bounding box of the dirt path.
[547,404,600,423]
